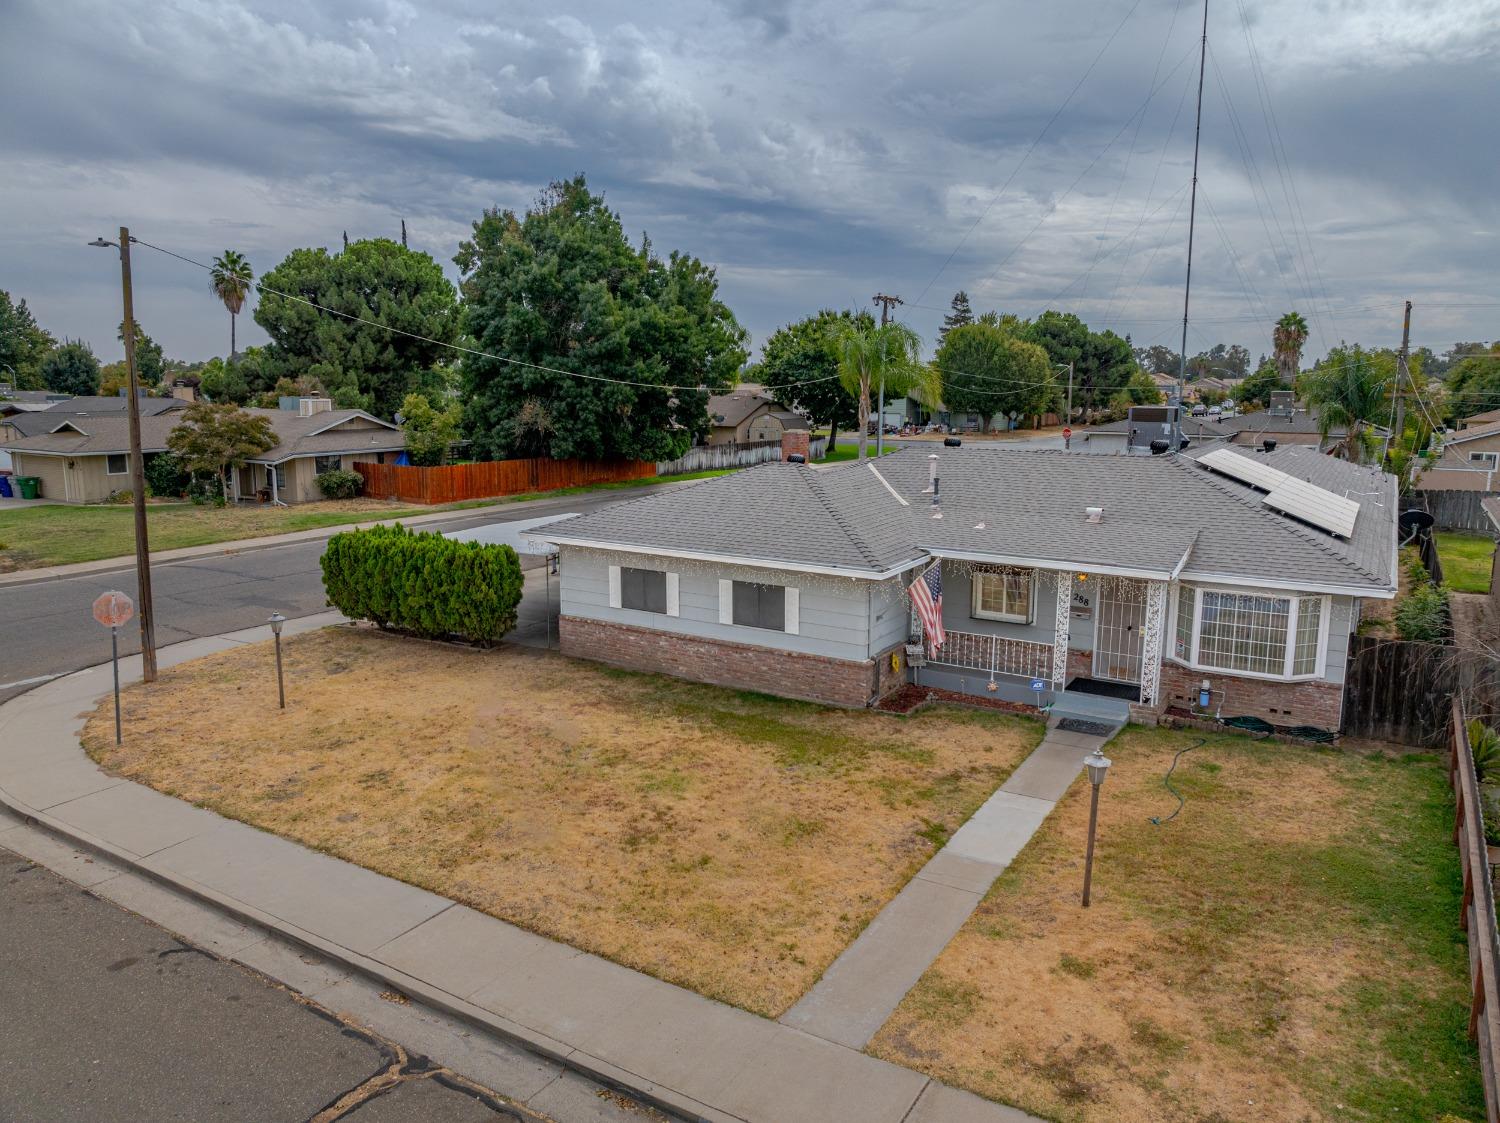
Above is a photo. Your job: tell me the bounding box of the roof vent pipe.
[928,453,942,518]
[1262,438,1277,453]
[1086,506,1104,523]
[924,453,938,494]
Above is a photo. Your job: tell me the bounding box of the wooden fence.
[1450,699,1500,1123]
[1410,489,1500,534]
[656,435,827,476]
[354,458,656,505]
[1343,634,1458,746]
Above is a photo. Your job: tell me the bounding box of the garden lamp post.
[1081,748,1112,907]
[269,612,286,708]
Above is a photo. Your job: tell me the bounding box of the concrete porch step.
[1047,689,1130,730]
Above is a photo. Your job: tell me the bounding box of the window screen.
[621,567,668,614]
[732,581,786,631]
[106,453,129,475]
[972,569,1032,622]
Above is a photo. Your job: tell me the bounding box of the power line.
[911,0,1149,306]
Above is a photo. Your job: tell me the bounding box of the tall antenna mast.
[1176,0,1209,445]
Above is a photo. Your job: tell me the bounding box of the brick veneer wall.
[1157,659,1344,731]
[559,615,886,708]
[781,430,811,461]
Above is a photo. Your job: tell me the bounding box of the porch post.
[1052,570,1070,685]
[1140,580,1168,707]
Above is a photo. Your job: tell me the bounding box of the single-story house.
[1212,405,1350,451]
[705,391,809,446]
[543,442,1396,733]
[1080,413,1233,453]
[1418,420,1500,491]
[0,399,405,504]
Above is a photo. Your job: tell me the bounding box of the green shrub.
[316,468,364,500]
[1469,719,1500,782]
[143,451,190,498]
[1395,579,1450,643]
[186,474,225,506]
[320,523,522,644]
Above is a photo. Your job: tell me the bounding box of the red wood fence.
[354,458,656,505]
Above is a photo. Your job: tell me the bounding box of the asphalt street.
[0,844,535,1123]
[0,488,643,705]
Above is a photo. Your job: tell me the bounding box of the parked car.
[1208,406,1222,417]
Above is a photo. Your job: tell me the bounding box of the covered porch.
[910,561,1169,720]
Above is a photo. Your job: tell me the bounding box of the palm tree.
[835,322,936,460]
[1272,311,1308,386]
[209,250,254,357]
[1300,346,1387,463]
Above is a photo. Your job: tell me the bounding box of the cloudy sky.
[3,0,1497,370]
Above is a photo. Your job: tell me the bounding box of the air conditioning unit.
[297,397,333,417]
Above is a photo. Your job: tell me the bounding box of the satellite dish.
[1398,509,1434,532]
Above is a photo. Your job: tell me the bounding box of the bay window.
[1172,585,1328,680]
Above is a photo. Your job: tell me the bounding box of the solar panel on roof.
[1197,447,1290,492]
[1262,477,1360,538]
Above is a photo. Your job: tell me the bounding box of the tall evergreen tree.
[940,290,974,342]
[0,291,55,390]
[456,177,747,461]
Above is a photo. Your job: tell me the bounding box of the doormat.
[1057,718,1116,737]
[1065,677,1141,702]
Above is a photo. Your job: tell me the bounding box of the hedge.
[320,523,523,644]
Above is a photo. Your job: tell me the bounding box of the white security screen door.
[1093,576,1147,685]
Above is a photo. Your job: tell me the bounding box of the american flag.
[906,563,945,652]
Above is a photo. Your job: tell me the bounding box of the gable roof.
[1440,419,1500,447]
[707,392,778,429]
[1463,408,1500,428]
[546,445,1396,595]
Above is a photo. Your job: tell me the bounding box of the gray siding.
[559,546,873,662]
[869,576,911,653]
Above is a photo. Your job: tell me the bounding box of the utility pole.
[1176,0,1209,451]
[93,228,157,682]
[1065,361,1074,427]
[872,293,904,455]
[1393,300,1412,448]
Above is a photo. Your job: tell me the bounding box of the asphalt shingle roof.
[0,408,402,462]
[548,444,1396,593]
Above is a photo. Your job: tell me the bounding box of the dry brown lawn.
[83,625,1041,1016]
[868,726,1482,1123]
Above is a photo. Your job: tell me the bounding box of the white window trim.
[718,579,733,624]
[785,586,800,635]
[1166,583,1331,682]
[608,565,622,609]
[665,572,680,618]
[970,568,1036,624]
[1471,451,1498,465]
[105,453,130,476]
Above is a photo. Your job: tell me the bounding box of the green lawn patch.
[1435,531,1493,594]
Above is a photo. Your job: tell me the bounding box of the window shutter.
[784,586,800,635]
[666,572,680,617]
[718,579,733,624]
[608,565,622,609]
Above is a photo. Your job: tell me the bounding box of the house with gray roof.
[705,391,809,446]
[544,443,1397,732]
[0,399,404,504]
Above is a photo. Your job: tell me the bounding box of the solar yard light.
[1081,748,1112,907]
[269,612,286,709]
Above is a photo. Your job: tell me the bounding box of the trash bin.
[15,476,39,500]
[0,476,12,498]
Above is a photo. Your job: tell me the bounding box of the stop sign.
[1062,427,1073,438]
[93,590,135,629]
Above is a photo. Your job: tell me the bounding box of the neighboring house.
[1418,420,1500,491]
[544,443,1396,733]
[1212,405,1350,451]
[0,399,404,504]
[705,392,809,446]
[1081,413,1232,453]
[1460,408,1500,430]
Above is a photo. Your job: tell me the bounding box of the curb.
[0,797,722,1123]
[0,649,727,1123]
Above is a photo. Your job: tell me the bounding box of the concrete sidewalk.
[0,617,1038,1123]
[782,722,1114,1049]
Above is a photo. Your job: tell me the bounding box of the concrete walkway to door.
[781,716,1119,1049]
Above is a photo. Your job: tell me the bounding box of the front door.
[1093,576,1146,684]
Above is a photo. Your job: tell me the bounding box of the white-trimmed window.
[106,453,129,475]
[971,568,1034,623]
[1172,585,1329,680]
[1470,451,1497,467]
[608,565,679,617]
